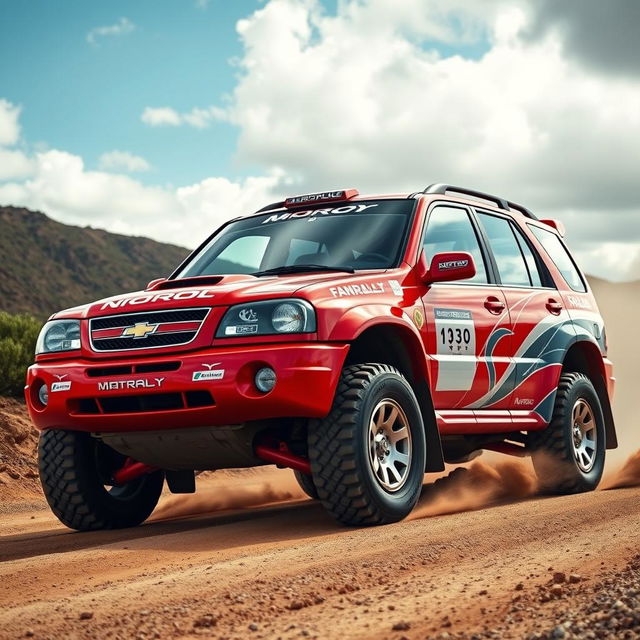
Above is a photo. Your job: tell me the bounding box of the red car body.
[26,186,617,477]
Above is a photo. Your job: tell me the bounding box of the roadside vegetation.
[0,312,40,397]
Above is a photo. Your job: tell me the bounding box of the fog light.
[255,367,276,393]
[38,384,49,406]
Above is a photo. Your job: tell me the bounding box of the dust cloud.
[410,459,538,521]
[151,468,307,521]
[602,449,640,490]
[149,446,640,523]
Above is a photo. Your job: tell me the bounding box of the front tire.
[308,364,426,526]
[39,429,164,531]
[531,372,605,494]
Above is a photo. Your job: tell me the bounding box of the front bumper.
[26,342,349,433]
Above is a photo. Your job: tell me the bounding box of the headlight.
[36,320,81,354]
[216,299,316,337]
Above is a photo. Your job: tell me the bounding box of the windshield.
[175,199,416,278]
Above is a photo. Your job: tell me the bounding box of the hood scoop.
[150,276,225,291]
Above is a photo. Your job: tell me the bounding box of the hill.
[0,206,190,317]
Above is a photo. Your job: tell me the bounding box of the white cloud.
[87,17,135,46]
[0,99,21,146]
[98,150,150,173]
[141,105,226,128]
[213,0,640,278]
[195,0,211,9]
[141,107,182,127]
[0,149,34,180]
[3,1,640,281]
[0,147,283,249]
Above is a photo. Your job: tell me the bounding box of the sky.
[0,0,639,281]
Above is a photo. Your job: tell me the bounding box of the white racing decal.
[193,363,225,381]
[388,280,403,296]
[435,309,475,355]
[434,308,477,392]
[239,308,258,322]
[514,397,535,406]
[262,203,379,225]
[225,324,258,335]
[438,259,469,270]
[330,282,385,297]
[51,381,72,392]
[101,289,215,310]
[98,378,165,391]
[566,295,593,310]
[193,370,224,381]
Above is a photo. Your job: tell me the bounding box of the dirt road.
[1,464,639,640]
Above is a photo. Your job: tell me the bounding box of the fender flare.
[328,304,444,472]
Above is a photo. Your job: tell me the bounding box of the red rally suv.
[26,185,617,531]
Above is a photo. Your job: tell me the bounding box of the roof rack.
[423,184,537,220]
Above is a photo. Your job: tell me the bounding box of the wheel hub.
[374,432,391,459]
[367,399,412,492]
[571,398,597,473]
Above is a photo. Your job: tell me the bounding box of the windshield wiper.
[252,264,355,277]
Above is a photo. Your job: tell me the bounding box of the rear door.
[420,204,513,410]
[474,210,566,417]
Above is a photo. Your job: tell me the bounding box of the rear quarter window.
[528,224,587,292]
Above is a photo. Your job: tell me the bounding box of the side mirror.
[422,251,476,284]
[146,278,167,290]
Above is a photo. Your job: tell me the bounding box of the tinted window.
[478,213,532,287]
[513,226,543,287]
[214,236,270,273]
[176,199,415,277]
[529,225,587,292]
[423,206,487,284]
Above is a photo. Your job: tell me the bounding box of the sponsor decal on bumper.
[192,369,225,381]
[51,381,72,392]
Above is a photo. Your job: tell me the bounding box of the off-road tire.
[308,363,426,526]
[294,470,319,500]
[530,372,605,494]
[39,429,164,531]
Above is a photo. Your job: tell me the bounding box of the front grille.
[70,390,215,415]
[89,308,209,352]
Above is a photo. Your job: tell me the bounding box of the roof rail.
[423,184,537,220]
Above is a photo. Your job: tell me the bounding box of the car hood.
[51,271,398,320]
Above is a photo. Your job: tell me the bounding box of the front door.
[420,204,513,411]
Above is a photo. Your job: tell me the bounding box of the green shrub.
[0,312,41,396]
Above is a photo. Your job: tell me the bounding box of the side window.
[513,226,543,287]
[528,225,587,292]
[477,213,532,287]
[423,206,488,284]
[213,235,270,273]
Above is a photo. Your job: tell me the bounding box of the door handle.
[484,296,505,315]
[546,298,563,315]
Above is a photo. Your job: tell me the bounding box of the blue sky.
[0,0,260,185]
[0,0,491,187]
[0,0,638,279]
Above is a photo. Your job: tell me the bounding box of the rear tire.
[308,363,426,526]
[294,470,319,500]
[39,429,164,531]
[530,372,605,494]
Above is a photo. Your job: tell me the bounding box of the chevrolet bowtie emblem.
[122,322,158,339]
